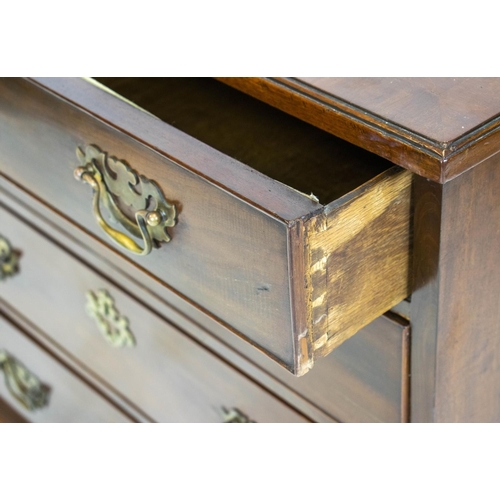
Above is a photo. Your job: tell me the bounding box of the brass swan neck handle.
[74,145,177,257]
[75,167,155,256]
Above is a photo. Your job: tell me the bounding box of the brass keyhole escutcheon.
[0,235,20,281]
[85,289,135,348]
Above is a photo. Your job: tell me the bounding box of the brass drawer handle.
[0,235,20,281]
[222,407,254,423]
[74,145,177,256]
[85,289,135,348]
[0,350,50,411]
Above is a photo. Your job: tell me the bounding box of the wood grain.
[294,312,410,423]
[302,167,413,369]
[0,396,26,423]
[0,169,336,423]
[409,176,442,422]
[301,78,500,143]
[0,77,413,374]
[0,178,410,422]
[0,204,309,422]
[411,150,500,422]
[0,77,298,369]
[0,312,133,423]
[217,77,500,183]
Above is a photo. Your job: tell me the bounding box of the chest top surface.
[218,77,500,183]
[299,77,500,143]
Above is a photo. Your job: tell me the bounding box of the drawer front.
[0,77,412,374]
[286,313,410,423]
[0,205,307,422]
[0,312,132,423]
[0,78,297,370]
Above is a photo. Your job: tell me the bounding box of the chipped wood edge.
[288,217,315,376]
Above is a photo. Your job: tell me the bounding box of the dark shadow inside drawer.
[95,77,392,205]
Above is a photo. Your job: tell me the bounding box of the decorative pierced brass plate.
[0,350,50,411]
[74,145,177,256]
[85,289,135,348]
[0,235,20,281]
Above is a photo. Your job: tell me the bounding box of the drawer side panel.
[307,167,413,363]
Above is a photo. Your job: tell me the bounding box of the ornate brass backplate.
[0,350,50,411]
[0,235,20,281]
[85,289,135,348]
[74,145,177,256]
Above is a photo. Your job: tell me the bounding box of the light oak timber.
[304,168,412,368]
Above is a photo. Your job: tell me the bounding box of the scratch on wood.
[314,313,327,325]
[297,329,314,376]
[313,333,328,350]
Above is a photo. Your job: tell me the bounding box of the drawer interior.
[94,77,392,204]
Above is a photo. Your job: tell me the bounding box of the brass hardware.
[221,407,254,423]
[85,289,135,347]
[74,145,177,256]
[0,350,50,411]
[0,236,20,281]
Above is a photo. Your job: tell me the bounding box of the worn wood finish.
[0,205,308,422]
[0,180,410,422]
[410,176,442,422]
[290,312,410,423]
[411,150,500,422]
[0,77,413,374]
[0,295,153,423]
[217,77,500,183]
[0,313,133,423]
[0,176,336,423]
[0,77,298,369]
[300,167,413,372]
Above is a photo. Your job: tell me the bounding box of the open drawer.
[0,77,412,375]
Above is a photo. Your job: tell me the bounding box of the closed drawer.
[0,312,132,422]
[284,313,410,422]
[0,205,308,422]
[0,77,412,375]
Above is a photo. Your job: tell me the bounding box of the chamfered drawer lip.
[0,204,309,423]
[0,311,133,423]
[0,77,413,375]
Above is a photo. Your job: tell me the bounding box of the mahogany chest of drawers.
[1,77,499,422]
